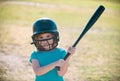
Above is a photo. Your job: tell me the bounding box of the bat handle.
[55,52,71,71]
[63,52,71,60]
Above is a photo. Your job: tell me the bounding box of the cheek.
[35,41,41,46]
[48,39,54,44]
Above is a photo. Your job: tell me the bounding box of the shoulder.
[29,51,38,63]
[30,51,38,56]
[55,47,66,53]
[55,47,67,58]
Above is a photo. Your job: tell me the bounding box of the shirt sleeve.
[61,49,67,59]
[29,51,37,63]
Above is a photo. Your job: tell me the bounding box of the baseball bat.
[56,5,105,70]
[64,5,105,60]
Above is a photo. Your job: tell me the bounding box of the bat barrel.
[73,5,105,47]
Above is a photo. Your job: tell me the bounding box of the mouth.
[41,44,53,49]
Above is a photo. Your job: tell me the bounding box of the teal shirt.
[29,47,67,81]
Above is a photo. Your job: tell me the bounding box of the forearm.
[57,56,71,76]
[57,62,68,76]
[34,61,57,76]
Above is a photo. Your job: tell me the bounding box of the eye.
[35,36,43,40]
[35,36,39,40]
[47,35,50,38]
[39,36,43,40]
[47,35,53,38]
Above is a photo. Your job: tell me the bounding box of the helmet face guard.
[32,34,58,51]
[31,18,59,51]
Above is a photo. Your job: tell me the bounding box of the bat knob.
[55,66,60,71]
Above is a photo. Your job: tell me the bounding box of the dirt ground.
[0,52,34,81]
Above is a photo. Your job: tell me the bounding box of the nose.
[39,40,48,45]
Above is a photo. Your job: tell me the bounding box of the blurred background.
[0,0,120,81]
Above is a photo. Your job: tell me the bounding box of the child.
[29,17,76,81]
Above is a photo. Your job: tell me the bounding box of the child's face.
[34,33,54,50]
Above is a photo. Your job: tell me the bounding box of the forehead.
[36,33,53,37]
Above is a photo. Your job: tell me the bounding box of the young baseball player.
[29,17,76,81]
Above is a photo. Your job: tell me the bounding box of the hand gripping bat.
[56,5,105,70]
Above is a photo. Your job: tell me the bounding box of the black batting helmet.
[31,18,59,51]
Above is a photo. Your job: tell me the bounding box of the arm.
[57,47,76,76]
[32,59,64,76]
